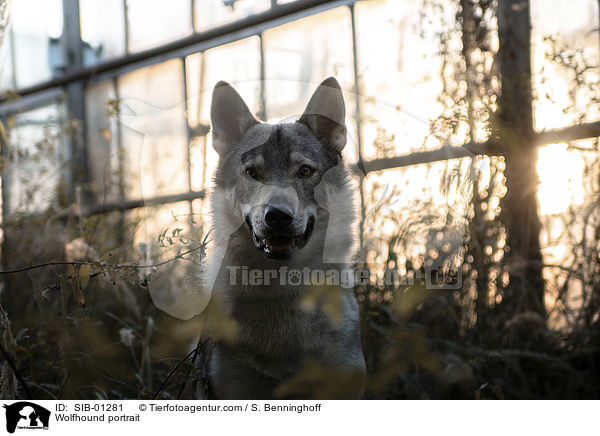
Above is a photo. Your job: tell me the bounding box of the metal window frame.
[0,0,357,218]
[0,0,599,222]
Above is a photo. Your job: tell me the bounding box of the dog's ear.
[211,81,258,155]
[298,77,346,153]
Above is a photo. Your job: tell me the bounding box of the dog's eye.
[245,167,258,180]
[298,165,314,178]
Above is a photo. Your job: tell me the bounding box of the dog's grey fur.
[200,77,365,399]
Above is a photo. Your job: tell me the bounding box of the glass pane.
[79,0,126,65]
[126,0,192,52]
[191,197,210,235]
[189,135,209,191]
[11,0,63,88]
[130,200,206,320]
[85,79,120,203]
[4,104,64,216]
[362,159,473,280]
[117,59,188,199]
[531,0,600,131]
[355,0,454,158]
[0,30,15,90]
[537,142,586,217]
[263,9,361,165]
[187,37,261,191]
[263,7,355,121]
[184,52,214,190]
[199,36,262,121]
[185,52,205,130]
[194,0,270,32]
[134,201,194,257]
[536,141,599,328]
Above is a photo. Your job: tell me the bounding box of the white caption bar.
[0,400,597,435]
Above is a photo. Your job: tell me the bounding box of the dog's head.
[210,77,351,261]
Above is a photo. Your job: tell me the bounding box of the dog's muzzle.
[245,209,315,260]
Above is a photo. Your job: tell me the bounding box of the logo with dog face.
[3,402,50,433]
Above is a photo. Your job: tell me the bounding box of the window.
[0,0,596,326]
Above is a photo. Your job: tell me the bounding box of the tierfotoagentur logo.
[226,265,462,289]
[2,402,50,433]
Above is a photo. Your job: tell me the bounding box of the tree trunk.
[497,0,546,316]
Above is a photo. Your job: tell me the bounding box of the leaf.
[26,272,45,314]
[71,266,86,307]
[66,264,75,279]
[100,128,111,141]
[491,385,504,400]
[59,275,69,317]
[274,358,365,399]
[72,287,86,307]
[0,119,8,146]
[14,328,29,343]
[475,383,488,400]
[80,264,91,290]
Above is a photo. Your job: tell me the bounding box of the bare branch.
[0,246,204,276]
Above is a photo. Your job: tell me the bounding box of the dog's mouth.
[245,216,315,260]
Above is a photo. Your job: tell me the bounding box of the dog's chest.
[231,296,329,358]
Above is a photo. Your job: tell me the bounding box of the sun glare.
[536,143,585,215]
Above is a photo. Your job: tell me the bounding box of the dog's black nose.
[264,205,294,230]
